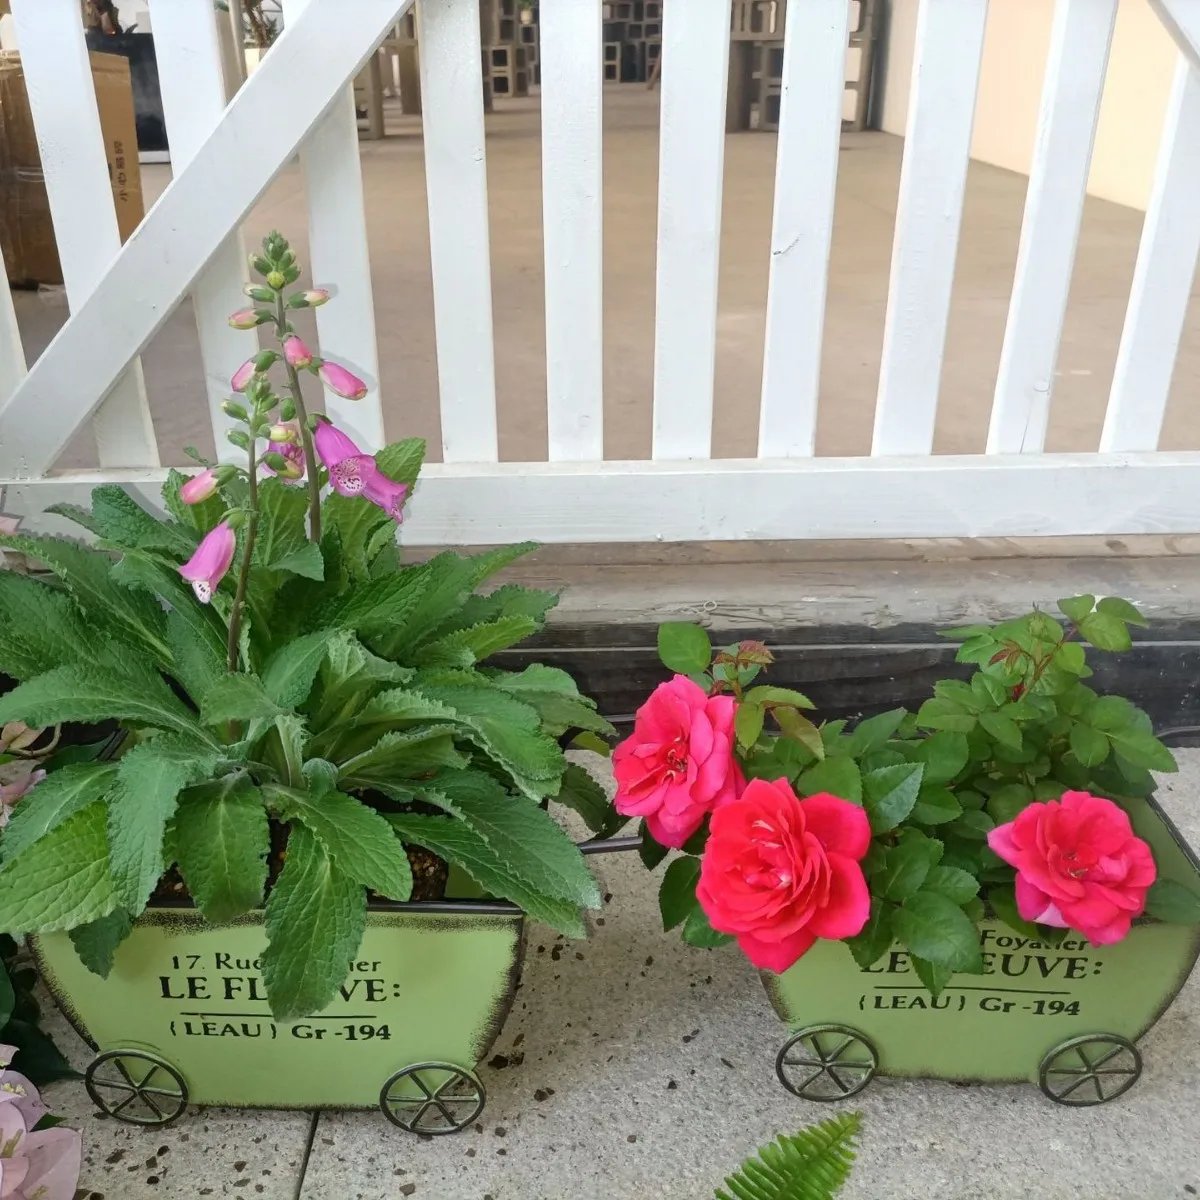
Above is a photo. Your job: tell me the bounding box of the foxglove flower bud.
[317,360,368,400]
[283,335,313,369]
[180,467,219,505]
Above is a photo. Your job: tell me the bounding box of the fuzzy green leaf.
[260,630,334,709]
[164,603,227,701]
[173,775,269,925]
[0,572,93,681]
[552,762,624,838]
[714,1112,861,1200]
[862,763,924,834]
[90,485,193,555]
[271,542,325,581]
[261,824,366,1021]
[316,568,430,638]
[387,812,586,938]
[336,727,466,788]
[252,477,312,575]
[657,623,712,676]
[0,802,118,933]
[108,737,217,913]
[659,855,702,931]
[417,615,540,668]
[0,762,118,863]
[424,769,601,909]
[374,436,426,491]
[321,492,393,582]
[199,674,286,725]
[68,909,133,979]
[894,891,982,971]
[484,666,615,739]
[0,664,210,743]
[268,784,412,901]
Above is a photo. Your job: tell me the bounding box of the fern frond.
[715,1112,862,1200]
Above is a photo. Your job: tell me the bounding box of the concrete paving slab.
[36,1000,313,1199]
[299,752,1200,1200]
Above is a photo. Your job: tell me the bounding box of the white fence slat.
[418,0,499,464]
[0,265,25,404]
[282,0,386,452]
[540,0,604,462]
[10,0,157,469]
[987,0,1117,455]
[1153,0,1200,73]
[13,453,1200,545]
[0,0,409,478]
[1101,56,1200,452]
[871,0,988,457]
[150,0,252,463]
[651,0,732,461]
[757,0,850,458]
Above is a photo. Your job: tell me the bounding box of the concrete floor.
[48,751,1200,1200]
[13,87,1200,474]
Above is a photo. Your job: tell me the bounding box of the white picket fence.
[3,0,1200,546]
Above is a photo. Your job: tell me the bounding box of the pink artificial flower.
[697,778,872,973]
[318,360,368,400]
[228,308,261,330]
[180,467,219,505]
[302,288,330,306]
[0,768,44,826]
[230,358,257,393]
[12,1126,82,1200]
[612,675,742,848]
[178,521,236,604]
[283,335,313,369]
[988,791,1156,945]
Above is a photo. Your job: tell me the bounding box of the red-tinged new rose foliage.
[613,674,742,848]
[988,791,1156,945]
[696,778,871,973]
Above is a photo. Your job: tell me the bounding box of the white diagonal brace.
[0,0,410,479]
[1152,0,1200,71]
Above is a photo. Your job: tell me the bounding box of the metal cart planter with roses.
[620,607,1200,1107]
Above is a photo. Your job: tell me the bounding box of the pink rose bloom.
[988,791,1156,945]
[612,675,741,848]
[696,778,871,973]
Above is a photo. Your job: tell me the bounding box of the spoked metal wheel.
[85,1049,189,1127]
[379,1062,486,1134]
[776,1023,879,1102]
[1038,1034,1143,1106]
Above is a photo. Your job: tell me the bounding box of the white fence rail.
[2,0,1200,545]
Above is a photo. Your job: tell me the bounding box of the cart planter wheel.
[763,794,1200,1105]
[1038,1034,1143,1107]
[379,1062,487,1133]
[775,1024,878,1101]
[84,1048,189,1127]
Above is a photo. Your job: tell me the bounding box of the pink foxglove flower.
[228,308,261,330]
[318,360,368,400]
[313,421,408,520]
[231,358,257,393]
[179,521,236,603]
[283,335,313,369]
[180,467,219,505]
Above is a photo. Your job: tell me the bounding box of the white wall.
[879,0,1180,211]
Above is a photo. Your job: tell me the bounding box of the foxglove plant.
[0,232,620,1021]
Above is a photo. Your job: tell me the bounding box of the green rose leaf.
[877,834,943,903]
[174,775,270,925]
[680,905,734,950]
[261,825,367,1022]
[1096,596,1148,627]
[1144,879,1200,924]
[848,708,907,754]
[911,731,968,785]
[638,820,669,870]
[846,898,894,970]
[735,701,765,750]
[1067,722,1109,767]
[657,623,712,676]
[915,698,977,734]
[659,855,702,931]
[775,707,825,761]
[1057,595,1096,624]
[863,763,924,834]
[910,785,962,826]
[1105,727,1177,773]
[979,712,1021,750]
[988,884,1039,938]
[894,892,983,972]
[796,756,862,804]
[985,783,1033,826]
[1078,612,1133,653]
[911,954,954,998]
[744,686,815,711]
[922,865,980,906]
[947,810,995,842]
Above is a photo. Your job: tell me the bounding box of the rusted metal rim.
[775,1023,878,1102]
[1038,1033,1142,1106]
[379,1062,486,1134]
[85,1048,189,1127]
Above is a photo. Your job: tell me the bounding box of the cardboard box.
[0,48,144,287]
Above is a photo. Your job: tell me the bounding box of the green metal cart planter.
[763,792,1200,1107]
[31,837,638,1134]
